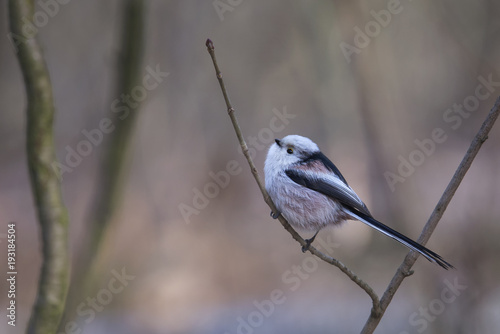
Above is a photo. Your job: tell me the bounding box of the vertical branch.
[361,96,500,334]
[8,1,70,333]
[63,0,146,326]
[87,0,145,259]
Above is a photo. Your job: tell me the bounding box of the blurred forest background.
[1,1,500,333]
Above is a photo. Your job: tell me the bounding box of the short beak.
[275,139,282,147]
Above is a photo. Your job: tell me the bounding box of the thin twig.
[205,39,381,313]
[9,1,70,333]
[361,96,500,334]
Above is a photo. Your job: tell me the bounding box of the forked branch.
[205,38,500,333]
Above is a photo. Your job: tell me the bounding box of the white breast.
[265,170,347,231]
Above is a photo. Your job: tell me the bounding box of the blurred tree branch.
[206,39,500,333]
[84,0,145,268]
[62,0,145,327]
[361,96,500,333]
[8,1,70,333]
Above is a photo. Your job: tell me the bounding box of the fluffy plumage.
[264,135,453,269]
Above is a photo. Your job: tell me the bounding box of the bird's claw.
[270,211,281,219]
[301,243,311,253]
[301,231,319,253]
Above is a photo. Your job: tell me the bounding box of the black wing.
[302,152,350,185]
[285,166,371,216]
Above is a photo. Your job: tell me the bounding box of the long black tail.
[348,210,454,270]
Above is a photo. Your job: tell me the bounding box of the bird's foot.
[301,230,320,253]
[270,210,281,219]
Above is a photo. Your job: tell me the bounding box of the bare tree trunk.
[8,1,70,333]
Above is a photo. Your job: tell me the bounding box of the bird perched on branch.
[264,135,453,269]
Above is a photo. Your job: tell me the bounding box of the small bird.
[264,135,453,269]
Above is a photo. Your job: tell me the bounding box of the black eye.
[287,148,294,154]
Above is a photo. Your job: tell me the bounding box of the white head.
[265,135,320,171]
